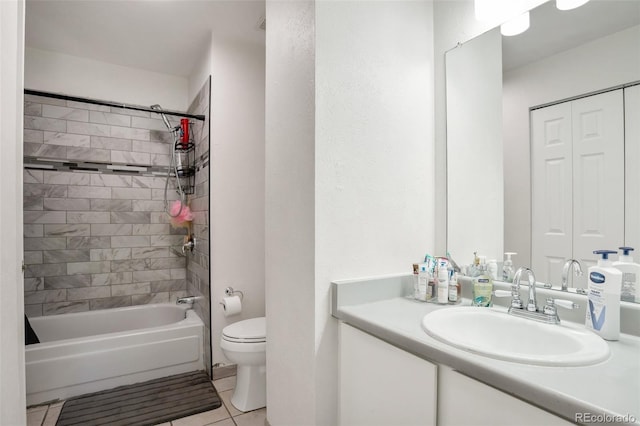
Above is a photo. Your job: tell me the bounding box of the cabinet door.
[338,323,437,426]
[438,366,573,426]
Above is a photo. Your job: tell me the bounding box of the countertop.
[331,274,640,425]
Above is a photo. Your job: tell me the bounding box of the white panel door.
[625,85,640,249]
[531,102,573,286]
[572,90,624,288]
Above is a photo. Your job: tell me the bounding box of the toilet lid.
[222,317,266,343]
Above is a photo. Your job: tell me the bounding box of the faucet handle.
[493,290,511,298]
[542,297,579,315]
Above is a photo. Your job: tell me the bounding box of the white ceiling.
[502,0,640,71]
[25,0,266,78]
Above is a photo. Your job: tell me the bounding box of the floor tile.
[219,389,243,417]
[211,419,236,426]
[171,405,231,426]
[42,402,64,426]
[154,423,171,426]
[233,408,267,426]
[26,406,47,426]
[213,376,236,393]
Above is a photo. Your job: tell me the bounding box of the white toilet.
[220,317,266,412]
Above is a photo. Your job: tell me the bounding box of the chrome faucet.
[561,259,583,291]
[176,296,197,306]
[513,267,538,312]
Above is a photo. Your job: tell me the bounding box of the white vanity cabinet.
[437,366,573,426]
[338,323,437,426]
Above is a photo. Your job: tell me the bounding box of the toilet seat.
[222,317,266,344]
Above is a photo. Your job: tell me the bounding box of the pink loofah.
[169,200,194,228]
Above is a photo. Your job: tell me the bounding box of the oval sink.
[421,307,610,366]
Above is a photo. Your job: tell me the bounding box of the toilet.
[220,317,266,412]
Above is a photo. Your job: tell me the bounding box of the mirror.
[446,0,640,300]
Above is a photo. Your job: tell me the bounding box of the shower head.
[150,104,173,131]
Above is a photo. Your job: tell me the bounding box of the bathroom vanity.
[332,274,640,426]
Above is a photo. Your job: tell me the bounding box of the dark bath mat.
[55,370,221,426]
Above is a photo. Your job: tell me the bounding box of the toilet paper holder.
[224,286,244,300]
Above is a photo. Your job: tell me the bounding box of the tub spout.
[176,296,197,307]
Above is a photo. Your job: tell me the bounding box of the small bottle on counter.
[448,272,461,304]
[437,260,449,304]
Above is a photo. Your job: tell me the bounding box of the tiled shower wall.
[22,93,198,317]
[186,77,212,374]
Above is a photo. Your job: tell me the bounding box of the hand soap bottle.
[472,256,493,307]
[613,247,640,303]
[585,250,622,341]
[502,252,517,282]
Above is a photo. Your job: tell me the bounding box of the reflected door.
[531,90,624,288]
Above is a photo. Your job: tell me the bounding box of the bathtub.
[26,304,205,406]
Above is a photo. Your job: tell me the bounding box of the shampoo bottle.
[613,247,640,303]
[585,250,622,341]
[472,256,493,307]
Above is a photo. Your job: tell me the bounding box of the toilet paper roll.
[222,295,242,317]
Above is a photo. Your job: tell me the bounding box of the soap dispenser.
[613,247,640,303]
[472,256,493,307]
[585,250,622,341]
[502,252,517,282]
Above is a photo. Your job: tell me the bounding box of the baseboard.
[212,364,237,380]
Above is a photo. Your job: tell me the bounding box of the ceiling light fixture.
[500,11,530,36]
[556,0,590,11]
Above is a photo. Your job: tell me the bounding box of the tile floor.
[26,373,266,426]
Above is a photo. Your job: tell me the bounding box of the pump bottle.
[585,250,621,340]
[502,252,517,282]
[613,247,640,303]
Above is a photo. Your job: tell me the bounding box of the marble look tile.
[43,301,90,315]
[25,289,66,304]
[66,100,110,112]
[24,183,68,198]
[90,199,132,211]
[109,259,147,272]
[131,176,167,189]
[90,248,131,261]
[24,129,44,143]
[110,211,151,224]
[24,224,44,238]
[41,105,89,122]
[108,150,150,167]
[150,153,171,167]
[24,101,42,116]
[111,235,150,248]
[24,251,43,265]
[67,121,109,137]
[67,261,111,275]
[44,198,91,211]
[43,131,90,147]
[131,247,169,259]
[150,212,171,224]
[24,116,66,132]
[130,116,169,131]
[43,171,91,185]
[91,136,131,151]
[24,211,67,224]
[89,111,131,127]
[110,106,149,117]
[24,196,43,211]
[170,268,187,279]
[110,282,151,296]
[43,249,90,263]
[131,292,169,305]
[24,169,44,184]
[24,237,66,251]
[111,187,152,200]
[131,140,170,155]
[24,142,66,158]
[152,188,180,201]
[25,277,45,292]
[133,269,172,283]
[149,278,185,292]
[91,272,132,286]
[68,186,111,199]
[90,174,132,187]
[67,211,110,224]
[110,125,150,141]
[146,257,185,270]
[67,286,111,300]
[89,296,132,310]
[66,146,110,162]
[45,274,91,289]
[132,200,165,212]
[132,224,169,235]
[150,234,184,247]
[66,236,111,249]
[25,304,43,317]
[24,263,67,278]
[44,224,91,237]
[90,224,133,236]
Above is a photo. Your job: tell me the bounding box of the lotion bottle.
[437,258,449,304]
[613,247,640,303]
[585,250,621,341]
[472,256,493,307]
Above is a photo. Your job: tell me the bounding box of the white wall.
[0,0,26,424]
[25,47,189,110]
[503,24,640,267]
[266,1,434,424]
[206,34,266,365]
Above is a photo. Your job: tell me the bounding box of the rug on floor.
[55,370,221,426]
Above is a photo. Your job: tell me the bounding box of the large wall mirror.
[446,0,640,300]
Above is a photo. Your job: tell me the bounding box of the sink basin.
[421,307,610,366]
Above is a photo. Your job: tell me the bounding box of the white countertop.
[332,276,640,425]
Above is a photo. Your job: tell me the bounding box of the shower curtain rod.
[24,89,206,121]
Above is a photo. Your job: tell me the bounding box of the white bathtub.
[26,304,205,406]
